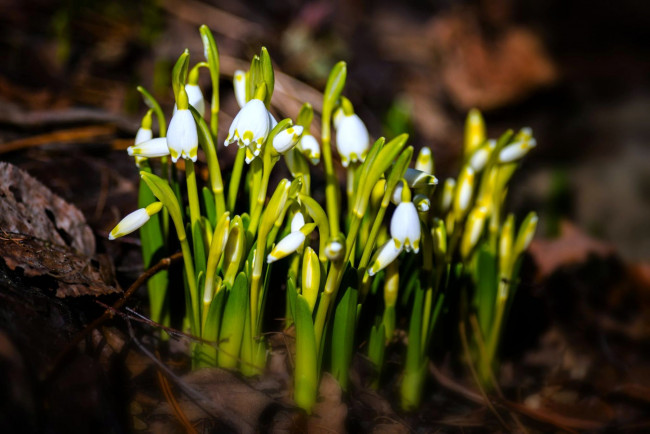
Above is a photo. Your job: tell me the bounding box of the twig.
[45,252,183,381]
[156,352,199,434]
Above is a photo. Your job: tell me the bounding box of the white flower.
[233,70,247,108]
[499,139,536,163]
[324,238,344,261]
[390,201,421,252]
[167,108,198,163]
[298,134,320,165]
[128,137,171,158]
[185,84,205,117]
[273,125,303,154]
[267,231,305,263]
[109,202,163,240]
[224,99,271,160]
[290,211,305,232]
[335,113,370,167]
[441,178,456,213]
[135,127,152,145]
[453,166,475,217]
[368,239,402,276]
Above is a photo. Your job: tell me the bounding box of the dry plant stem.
[157,358,198,434]
[45,252,183,381]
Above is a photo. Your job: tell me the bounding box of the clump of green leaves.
[109,26,537,413]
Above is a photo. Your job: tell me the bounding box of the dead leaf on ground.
[529,220,615,278]
[0,162,118,297]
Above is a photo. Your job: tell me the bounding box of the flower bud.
[108,202,163,240]
[453,166,475,219]
[324,235,345,261]
[499,214,515,276]
[384,261,399,307]
[273,125,303,154]
[297,134,321,165]
[431,218,447,258]
[498,139,537,164]
[335,113,370,167]
[233,70,247,108]
[128,137,171,158]
[168,88,199,163]
[368,239,402,276]
[301,247,320,312]
[514,212,538,258]
[267,231,305,263]
[291,211,305,233]
[415,146,434,174]
[464,108,485,156]
[440,178,456,214]
[413,194,430,212]
[460,206,488,259]
[404,168,438,189]
[469,139,495,172]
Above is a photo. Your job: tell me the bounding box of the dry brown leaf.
[529,220,615,278]
[0,162,118,297]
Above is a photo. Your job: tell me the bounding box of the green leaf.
[259,47,274,107]
[199,25,220,114]
[323,61,347,117]
[331,286,358,391]
[401,280,426,410]
[140,172,186,240]
[198,285,227,367]
[475,245,498,339]
[218,273,249,369]
[368,323,386,388]
[297,103,314,128]
[294,294,318,413]
[136,86,167,137]
[172,49,190,101]
[202,187,216,227]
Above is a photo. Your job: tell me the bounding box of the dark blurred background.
[1,0,649,260]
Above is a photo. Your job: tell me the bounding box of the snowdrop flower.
[335,113,370,167]
[167,88,198,163]
[267,231,305,263]
[224,99,271,161]
[390,199,421,252]
[440,178,456,213]
[128,137,171,158]
[324,236,345,261]
[469,140,495,172]
[415,147,434,174]
[109,202,163,240]
[498,139,537,163]
[272,125,303,154]
[413,194,430,212]
[298,134,321,165]
[368,239,402,276]
[233,70,247,108]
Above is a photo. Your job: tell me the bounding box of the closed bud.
[514,212,538,258]
[273,125,303,154]
[390,200,421,252]
[324,235,345,261]
[415,146,434,174]
[499,214,515,276]
[460,206,488,259]
[368,239,402,276]
[453,166,475,219]
[301,247,320,312]
[404,168,438,189]
[464,108,485,156]
[233,70,247,108]
[431,218,447,258]
[108,202,163,240]
[383,261,399,307]
[498,139,536,164]
[440,178,456,213]
[469,139,495,172]
[297,134,320,165]
[128,137,171,159]
[413,194,430,213]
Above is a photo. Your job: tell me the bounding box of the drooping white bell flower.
[267,231,306,263]
[167,108,198,163]
[335,113,370,167]
[272,125,303,154]
[109,202,163,240]
[128,137,171,158]
[390,200,421,252]
[233,70,247,108]
[298,134,320,165]
[368,239,402,276]
[224,99,271,160]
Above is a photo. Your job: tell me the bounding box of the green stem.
[227,147,246,213]
[248,158,274,240]
[321,118,340,238]
[179,236,199,335]
[185,160,206,279]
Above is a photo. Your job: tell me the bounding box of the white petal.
[390,201,421,252]
[336,114,369,167]
[368,239,402,276]
[185,84,205,117]
[135,127,152,145]
[499,139,536,163]
[441,178,456,213]
[128,137,170,158]
[267,231,305,263]
[109,208,150,240]
[233,70,247,108]
[324,239,344,261]
[167,109,198,162]
[291,211,305,232]
[391,182,403,205]
[233,99,270,148]
[415,147,433,174]
[298,134,320,164]
[273,125,303,154]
